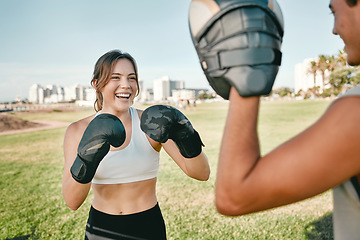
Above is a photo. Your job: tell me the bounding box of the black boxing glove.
[70,114,126,184]
[140,105,204,158]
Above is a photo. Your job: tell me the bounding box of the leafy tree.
[198,92,214,100]
[329,67,351,94]
[349,68,360,86]
[320,88,332,98]
[336,49,348,67]
[273,87,293,97]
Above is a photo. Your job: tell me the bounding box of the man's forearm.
[215,87,261,215]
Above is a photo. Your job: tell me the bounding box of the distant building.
[29,83,94,104]
[294,58,329,94]
[153,76,185,101]
[85,87,96,103]
[38,87,44,104]
[29,84,43,104]
[137,88,153,102]
[44,84,65,103]
[172,88,209,101]
[138,80,144,93]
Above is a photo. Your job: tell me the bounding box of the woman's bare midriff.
[91,178,158,215]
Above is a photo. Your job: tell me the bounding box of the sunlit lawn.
[0,99,334,239]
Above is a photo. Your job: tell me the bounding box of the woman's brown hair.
[91,50,140,112]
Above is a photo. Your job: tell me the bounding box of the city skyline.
[25,75,210,105]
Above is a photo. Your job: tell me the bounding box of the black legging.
[85,203,166,240]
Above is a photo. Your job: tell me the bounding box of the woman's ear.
[92,79,97,90]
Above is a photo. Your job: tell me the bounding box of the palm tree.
[317,54,337,92]
[317,55,329,91]
[308,60,319,96]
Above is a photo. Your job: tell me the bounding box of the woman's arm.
[62,120,92,211]
[162,139,210,181]
[215,87,360,216]
[139,105,210,181]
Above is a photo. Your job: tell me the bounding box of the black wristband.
[175,130,204,158]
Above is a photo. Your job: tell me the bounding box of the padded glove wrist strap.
[175,130,204,158]
[70,155,97,184]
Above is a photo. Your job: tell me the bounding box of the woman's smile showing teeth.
[115,93,131,99]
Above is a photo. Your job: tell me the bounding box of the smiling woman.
[61,49,210,240]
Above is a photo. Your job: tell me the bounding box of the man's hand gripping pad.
[189,0,284,99]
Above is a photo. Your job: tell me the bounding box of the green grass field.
[0,99,334,240]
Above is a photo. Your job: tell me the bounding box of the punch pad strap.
[202,48,282,71]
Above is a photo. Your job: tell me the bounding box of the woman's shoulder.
[133,107,144,118]
[66,114,95,137]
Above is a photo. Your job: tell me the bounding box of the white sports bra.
[92,107,160,184]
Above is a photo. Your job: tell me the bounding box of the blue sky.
[0,0,344,102]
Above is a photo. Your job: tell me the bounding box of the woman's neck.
[100,107,132,123]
